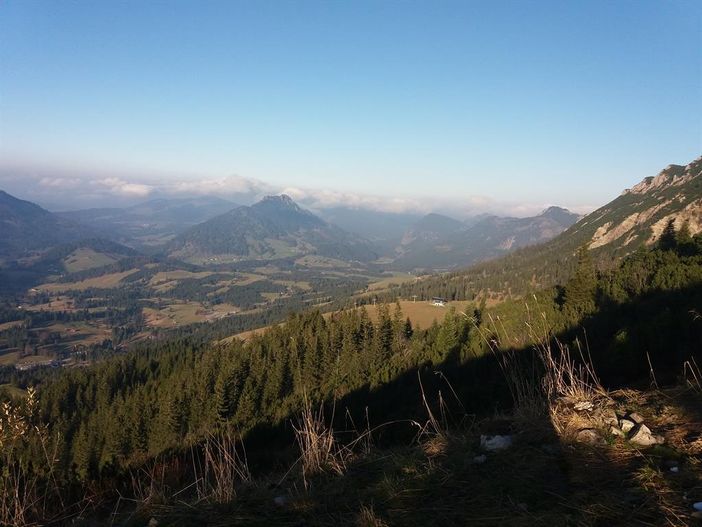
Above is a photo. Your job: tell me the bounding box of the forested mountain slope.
[169,195,377,263]
[388,155,702,301]
[0,190,95,261]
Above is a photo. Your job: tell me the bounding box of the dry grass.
[292,397,350,488]
[0,388,63,526]
[198,430,251,503]
[683,357,701,392]
[476,298,607,426]
[356,504,388,527]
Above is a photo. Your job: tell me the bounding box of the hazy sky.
[1,1,700,216]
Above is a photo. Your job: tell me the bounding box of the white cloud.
[96,177,153,197]
[0,162,594,217]
[38,177,82,189]
[166,175,272,197]
[282,186,426,214]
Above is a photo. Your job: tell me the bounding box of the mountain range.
[389,206,580,271]
[4,156,698,273]
[168,195,378,263]
[56,196,237,246]
[395,154,702,299]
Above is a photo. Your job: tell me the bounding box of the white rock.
[602,409,619,426]
[628,412,645,424]
[576,428,601,445]
[670,466,679,473]
[574,401,594,411]
[619,419,635,433]
[480,434,513,451]
[629,424,664,446]
[694,501,702,511]
[610,426,626,438]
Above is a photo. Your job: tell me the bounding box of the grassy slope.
[119,386,702,527]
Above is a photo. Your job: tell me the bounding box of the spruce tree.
[659,218,677,251]
[563,245,597,318]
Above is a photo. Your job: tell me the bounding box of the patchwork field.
[367,272,417,291]
[63,248,120,273]
[360,299,473,329]
[144,302,239,328]
[37,269,139,292]
[0,320,24,331]
[294,255,351,268]
[148,270,216,286]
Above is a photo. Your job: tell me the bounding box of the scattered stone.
[602,409,619,427]
[694,502,702,511]
[610,426,626,438]
[574,401,594,412]
[627,412,645,424]
[480,434,513,451]
[629,424,664,446]
[274,496,288,507]
[619,418,636,433]
[670,466,679,473]
[576,428,601,445]
[473,454,487,464]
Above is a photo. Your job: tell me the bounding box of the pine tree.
[676,219,693,254]
[563,245,597,318]
[659,218,677,251]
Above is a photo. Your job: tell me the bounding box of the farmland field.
[37,269,140,292]
[367,272,417,291]
[359,300,473,329]
[63,248,120,273]
[144,302,239,328]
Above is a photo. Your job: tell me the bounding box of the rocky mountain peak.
[256,194,299,209]
[623,156,701,195]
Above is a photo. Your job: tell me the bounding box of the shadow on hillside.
[112,285,702,526]
[228,284,702,526]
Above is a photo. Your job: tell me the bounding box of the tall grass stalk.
[292,395,348,489]
[0,387,63,526]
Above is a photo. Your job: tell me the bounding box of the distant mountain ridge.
[56,196,237,246]
[169,195,377,263]
[391,206,580,271]
[0,190,95,261]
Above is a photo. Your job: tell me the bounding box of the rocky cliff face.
[580,156,702,251]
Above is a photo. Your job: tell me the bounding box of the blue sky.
[0,0,700,215]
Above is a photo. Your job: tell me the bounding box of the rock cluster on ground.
[571,401,665,447]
